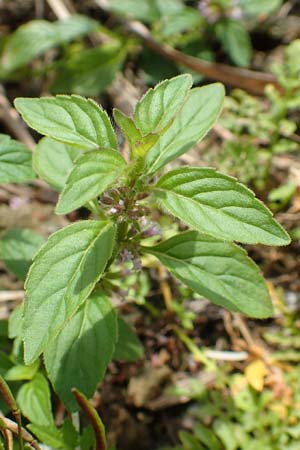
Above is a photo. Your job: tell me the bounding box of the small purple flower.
[9,196,27,209]
[109,206,118,215]
[143,223,161,237]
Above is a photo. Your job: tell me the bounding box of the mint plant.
[7,74,290,415]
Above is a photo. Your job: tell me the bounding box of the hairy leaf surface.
[0,134,35,183]
[56,149,126,215]
[33,137,82,191]
[143,231,273,318]
[23,220,116,364]
[134,74,192,135]
[145,83,225,174]
[44,293,117,411]
[153,167,290,245]
[113,108,142,145]
[15,95,117,150]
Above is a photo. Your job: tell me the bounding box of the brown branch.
[72,388,107,450]
[0,291,24,303]
[46,0,70,19]
[0,85,35,150]
[0,418,42,450]
[126,21,281,95]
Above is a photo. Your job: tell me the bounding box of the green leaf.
[14,95,117,151]
[0,228,45,280]
[113,109,143,145]
[133,74,193,136]
[80,426,96,450]
[157,7,203,38]
[61,419,79,449]
[0,134,35,183]
[179,430,204,449]
[0,15,97,75]
[113,316,144,362]
[44,292,117,411]
[113,109,159,158]
[8,303,23,339]
[17,373,53,426]
[23,220,116,364]
[194,423,222,450]
[51,43,126,96]
[144,84,225,174]
[142,231,273,318]
[0,352,13,377]
[56,149,126,215]
[5,361,39,381]
[153,167,290,246]
[240,0,282,16]
[27,424,67,449]
[33,137,82,191]
[106,0,160,23]
[216,20,252,67]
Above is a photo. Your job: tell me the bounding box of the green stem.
[86,200,107,220]
[174,327,216,371]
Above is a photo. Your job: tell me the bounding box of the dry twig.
[1,418,42,450]
[0,291,24,303]
[126,21,280,95]
[0,85,35,150]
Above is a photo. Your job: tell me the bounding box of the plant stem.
[72,389,107,450]
[86,200,107,220]
[0,377,24,450]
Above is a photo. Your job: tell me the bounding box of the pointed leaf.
[0,134,35,183]
[44,292,117,411]
[216,19,252,67]
[113,109,142,145]
[33,137,82,191]
[142,231,273,318]
[145,83,225,174]
[113,109,159,158]
[23,220,116,364]
[153,167,290,246]
[14,95,117,150]
[134,74,193,135]
[56,149,126,215]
